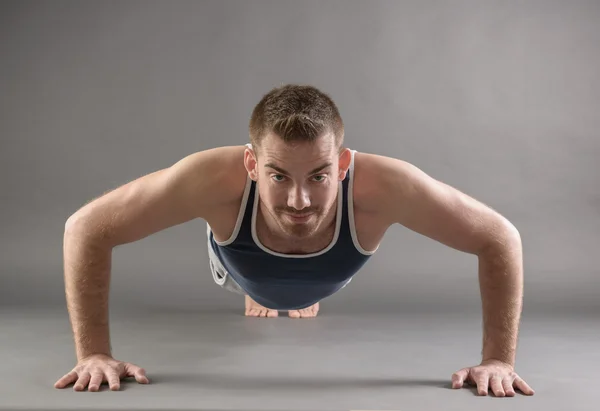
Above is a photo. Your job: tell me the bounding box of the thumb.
[452,368,469,389]
[125,363,150,384]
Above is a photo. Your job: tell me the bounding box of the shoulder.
[351,150,445,228]
[351,150,417,214]
[178,145,249,209]
[351,150,517,255]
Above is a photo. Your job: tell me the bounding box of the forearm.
[63,227,113,361]
[478,232,524,367]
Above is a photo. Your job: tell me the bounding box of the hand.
[54,353,149,391]
[451,359,535,397]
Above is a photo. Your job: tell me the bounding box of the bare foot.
[245,295,278,318]
[288,302,320,318]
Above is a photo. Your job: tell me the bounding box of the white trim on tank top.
[348,150,378,255]
[210,165,253,247]
[211,144,377,256]
[250,170,343,259]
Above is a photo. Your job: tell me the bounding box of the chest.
[207,200,387,254]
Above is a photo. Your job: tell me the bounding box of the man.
[54,84,535,397]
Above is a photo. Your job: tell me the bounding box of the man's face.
[245,132,351,239]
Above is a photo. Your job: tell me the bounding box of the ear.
[244,146,259,181]
[337,148,352,181]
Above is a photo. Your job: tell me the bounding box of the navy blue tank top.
[208,149,376,310]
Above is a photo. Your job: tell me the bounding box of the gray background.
[1,1,598,410]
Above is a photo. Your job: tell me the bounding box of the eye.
[272,174,285,182]
[313,175,327,182]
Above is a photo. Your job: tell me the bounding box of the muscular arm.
[477,229,523,366]
[62,146,246,361]
[371,153,524,367]
[63,227,113,361]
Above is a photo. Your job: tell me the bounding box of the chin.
[276,218,313,236]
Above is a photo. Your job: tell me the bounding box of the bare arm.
[62,229,113,361]
[478,232,522,366]
[62,146,245,361]
[373,154,523,366]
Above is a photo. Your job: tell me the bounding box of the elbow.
[64,212,109,245]
[479,220,522,257]
[64,215,79,233]
[64,212,88,234]
[502,221,521,244]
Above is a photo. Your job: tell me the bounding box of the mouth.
[285,213,313,222]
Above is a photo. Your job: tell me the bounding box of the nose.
[287,183,311,211]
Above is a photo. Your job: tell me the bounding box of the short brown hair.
[248,84,345,154]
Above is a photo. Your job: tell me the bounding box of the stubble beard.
[275,209,320,238]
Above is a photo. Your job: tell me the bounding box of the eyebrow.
[264,162,332,176]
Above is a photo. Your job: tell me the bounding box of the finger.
[490,375,505,397]
[503,376,516,397]
[514,375,535,395]
[135,368,150,384]
[73,372,91,392]
[106,371,121,391]
[87,372,104,392]
[125,363,149,384]
[55,371,78,389]
[451,368,469,389]
[476,373,489,396]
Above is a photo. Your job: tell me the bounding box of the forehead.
[259,132,336,161]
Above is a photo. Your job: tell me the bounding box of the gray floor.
[1,306,597,411]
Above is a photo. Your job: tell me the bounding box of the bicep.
[65,147,244,247]
[383,160,516,255]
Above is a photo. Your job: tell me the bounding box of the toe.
[300,309,314,318]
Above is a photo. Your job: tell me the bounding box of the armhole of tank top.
[348,149,378,255]
[211,168,253,247]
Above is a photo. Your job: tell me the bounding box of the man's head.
[244,84,351,239]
